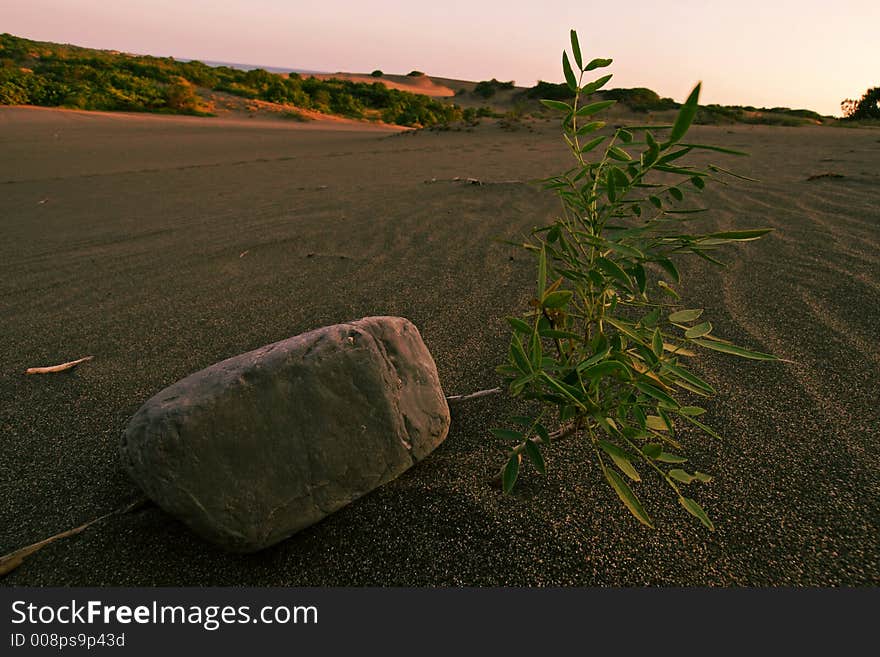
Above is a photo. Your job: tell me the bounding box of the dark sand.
[1,107,878,585]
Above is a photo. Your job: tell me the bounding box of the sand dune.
[1,107,877,585]
[309,72,456,97]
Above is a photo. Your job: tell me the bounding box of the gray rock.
[120,316,450,552]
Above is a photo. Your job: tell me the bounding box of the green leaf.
[580,135,606,153]
[534,422,550,444]
[652,329,663,358]
[577,121,605,135]
[540,329,583,340]
[541,99,572,112]
[635,381,679,408]
[596,257,632,288]
[502,453,521,493]
[679,496,715,530]
[582,73,613,94]
[657,257,679,284]
[649,195,662,209]
[669,82,701,144]
[690,338,778,360]
[510,334,532,373]
[570,30,583,70]
[680,406,706,416]
[668,308,703,323]
[578,345,612,370]
[524,440,547,475]
[634,263,647,294]
[693,471,713,483]
[663,364,716,396]
[562,51,578,91]
[581,360,629,380]
[669,469,696,483]
[605,468,654,528]
[598,440,641,482]
[643,443,663,458]
[646,415,669,431]
[491,428,524,442]
[585,57,613,71]
[609,146,632,161]
[576,100,616,117]
[685,321,713,339]
[506,317,531,334]
[669,186,684,201]
[657,452,687,464]
[542,290,573,308]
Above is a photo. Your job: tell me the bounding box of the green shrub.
[526,80,572,101]
[474,78,515,98]
[494,30,778,531]
[371,70,383,77]
[602,87,678,112]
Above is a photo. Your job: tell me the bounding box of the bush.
[474,78,515,99]
[526,80,572,101]
[164,77,201,113]
[602,87,678,112]
[371,70,383,77]
[407,70,425,77]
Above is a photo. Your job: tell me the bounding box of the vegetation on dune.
[494,30,779,531]
[0,33,463,127]
[473,78,515,99]
[522,79,825,125]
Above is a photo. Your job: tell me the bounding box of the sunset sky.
[4,0,876,116]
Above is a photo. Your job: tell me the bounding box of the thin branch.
[445,387,502,405]
[0,496,150,578]
[25,355,94,375]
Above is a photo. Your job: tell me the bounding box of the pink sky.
[3,0,876,116]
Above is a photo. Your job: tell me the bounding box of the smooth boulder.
[120,316,450,552]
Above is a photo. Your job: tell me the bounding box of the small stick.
[25,356,94,375]
[0,496,150,578]
[445,387,502,404]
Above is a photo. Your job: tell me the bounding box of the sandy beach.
[1,106,877,585]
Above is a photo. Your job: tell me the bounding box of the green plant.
[493,30,779,531]
[371,69,383,77]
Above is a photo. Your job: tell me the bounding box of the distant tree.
[841,87,880,120]
[407,70,424,77]
[371,70,383,77]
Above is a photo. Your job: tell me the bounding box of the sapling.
[493,30,778,530]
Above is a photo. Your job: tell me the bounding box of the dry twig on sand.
[0,497,149,578]
[445,387,502,404]
[25,356,94,375]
